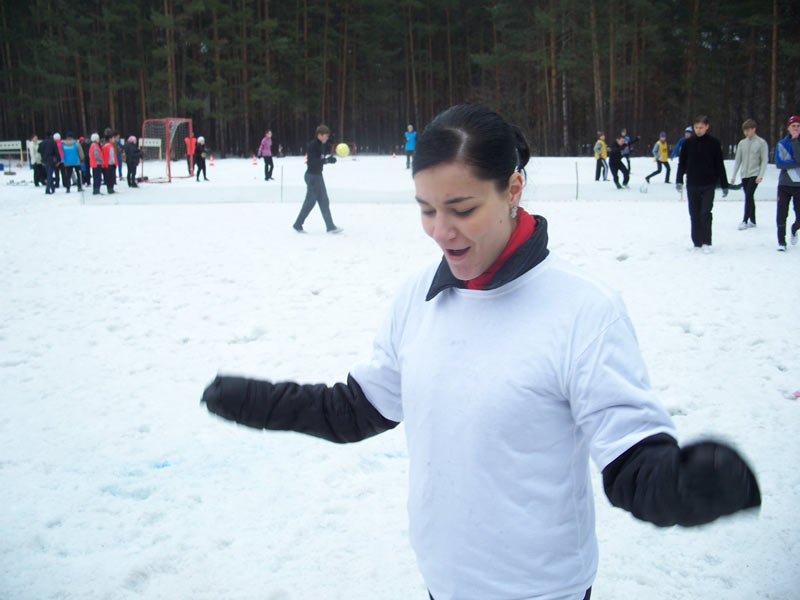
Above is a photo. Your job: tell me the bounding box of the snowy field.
[1,154,798,600]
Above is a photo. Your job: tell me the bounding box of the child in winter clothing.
[670,127,692,160]
[593,133,608,181]
[645,132,671,183]
[774,115,800,250]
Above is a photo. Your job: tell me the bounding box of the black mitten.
[675,441,761,526]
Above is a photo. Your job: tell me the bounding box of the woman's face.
[414,162,522,281]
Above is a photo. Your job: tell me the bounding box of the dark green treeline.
[1,0,798,157]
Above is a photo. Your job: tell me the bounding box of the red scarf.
[465,206,535,290]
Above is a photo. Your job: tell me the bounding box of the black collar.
[425,215,550,301]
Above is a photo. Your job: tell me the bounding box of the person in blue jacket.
[670,127,692,160]
[775,115,800,251]
[404,124,417,169]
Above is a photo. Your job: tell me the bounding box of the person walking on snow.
[405,124,417,169]
[645,132,671,183]
[194,136,209,181]
[676,115,728,253]
[593,132,608,181]
[292,125,342,234]
[203,103,760,600]
[730,119,769,230]
[774,115,800,251]
[257,130,274,181]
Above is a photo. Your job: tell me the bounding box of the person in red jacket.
[185,135,197,175]
[89,133,104,195]
[101,129,117,194]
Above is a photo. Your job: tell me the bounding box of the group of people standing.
[28,129,142,195]
[594,115,800,252]
[676,114,800,253]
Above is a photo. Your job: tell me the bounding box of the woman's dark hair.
[412,104,531,190]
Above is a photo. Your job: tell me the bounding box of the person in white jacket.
[202,104,761,600]
[730,119,769,230]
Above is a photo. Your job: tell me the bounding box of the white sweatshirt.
[352,253,677,600]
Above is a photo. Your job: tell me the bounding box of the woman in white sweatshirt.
[202,104,761,600]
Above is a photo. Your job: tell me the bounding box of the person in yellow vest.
[645,132,671,183]
[593,132,608,181]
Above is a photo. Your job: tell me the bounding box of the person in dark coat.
[124,136,143,187]
[38,131,60,195]
[194,136,208,181]
[608,135,630,189]
[676,115,729,253]
[292,125,342,233]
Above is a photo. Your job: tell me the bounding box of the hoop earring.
[510,205,518,218]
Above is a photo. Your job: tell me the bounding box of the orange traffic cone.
[252,154,258,165]
[209,154,215,166]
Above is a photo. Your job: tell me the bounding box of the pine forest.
[1,0,798,157]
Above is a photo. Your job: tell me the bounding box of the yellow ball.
[335,143,350,157]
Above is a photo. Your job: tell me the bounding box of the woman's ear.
[508,171,523,204]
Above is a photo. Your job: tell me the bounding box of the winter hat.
[79,136,85,142]
[659,131,667,137]
[684,126,692,133]
[787,115,800,127]
[91,133,99,142]
[198,136,205,143]
[53,132,61,140]
[127,135,136,143]
[66,131,74,139]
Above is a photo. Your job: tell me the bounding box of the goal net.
[140,118,193,182]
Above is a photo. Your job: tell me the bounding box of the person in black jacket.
[292,125,342,233]
[608,135,630,189]
[38,131,60,195]
[124,136,143,187]
[203,104,760,600]
[676,115,729,253]
[194,136,209,181]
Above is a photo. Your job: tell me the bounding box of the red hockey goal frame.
[140,118,194,183]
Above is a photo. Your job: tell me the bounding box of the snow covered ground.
[1,153,798,600]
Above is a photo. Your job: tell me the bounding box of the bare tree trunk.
[163,0,177,116]
[608,3,615,132]
[685,0,700,118]
[589,0,604,133]
[549,0,558,148]
[770,0,777,147]
[407,6,419,126]
[104,12,116,128]
[320,0,329,123]
[445,6,453,106]
[241,0,250,153]
[137,23,147,121]
[212,7,224,154]
[338,1,349,137]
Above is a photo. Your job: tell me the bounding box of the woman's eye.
[421,209,435,216]
[455,207,476,216]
